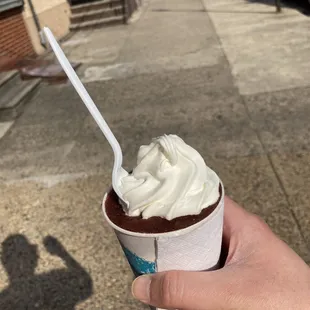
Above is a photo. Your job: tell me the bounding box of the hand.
[43,235,65,256]
[132,196,310,310]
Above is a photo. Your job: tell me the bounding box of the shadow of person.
[248,0,310,14]
[0,234,93,310]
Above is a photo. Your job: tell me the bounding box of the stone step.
[70,15,124,31]
[70,6,123,24]
[0,70,18,88]
[0,72,40,121]
[71,0,123,14]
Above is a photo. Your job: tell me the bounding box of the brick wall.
[0,7,34,60]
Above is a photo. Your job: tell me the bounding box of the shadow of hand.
[43,235,66,256]
[0,234,93,309]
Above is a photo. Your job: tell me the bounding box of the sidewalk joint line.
[241,94,310,250]
[201,0,309,250]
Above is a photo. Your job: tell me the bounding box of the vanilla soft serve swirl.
[120,135,220,220]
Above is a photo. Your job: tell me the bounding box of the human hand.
[132,196,310,309]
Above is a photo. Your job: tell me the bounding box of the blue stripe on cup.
[122,246,156,277]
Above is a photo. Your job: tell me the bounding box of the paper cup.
[102,182,224,309]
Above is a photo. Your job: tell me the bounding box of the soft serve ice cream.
[120,134,220,221]
[103,135,224,276]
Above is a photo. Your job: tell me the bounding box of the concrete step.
[71,0,123,14]
[70,6,123,24]
[0,72,40,121]
[69,15,124,31]
[0,70,18,88]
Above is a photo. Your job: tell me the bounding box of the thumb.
[132,270,235,309]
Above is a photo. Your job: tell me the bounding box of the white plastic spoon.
[43,27,128,205]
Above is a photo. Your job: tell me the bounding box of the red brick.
[0,7,34,61]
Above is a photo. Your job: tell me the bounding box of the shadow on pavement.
[152,8,205,12]
[151,1,310,15]
[152,7,277,14]
[248,0,310,15]
[0,234,93,310]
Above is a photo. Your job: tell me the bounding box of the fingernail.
[132,275,151,303]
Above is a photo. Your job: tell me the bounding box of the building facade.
[0,0,70,68]
[0,1,34,63]
[0,0,141,68]
[23,0,70,54]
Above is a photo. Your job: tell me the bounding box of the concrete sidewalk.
[1,0,310,309]
[203,0,310,94]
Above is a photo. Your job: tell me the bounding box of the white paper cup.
[102,182,224,309]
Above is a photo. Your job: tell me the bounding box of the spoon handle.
[43,27,125,186]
